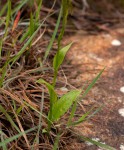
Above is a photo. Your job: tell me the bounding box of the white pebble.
[120,87,124,93]
[118,108,124,117]
[111,39,121,46]
[60,87,68,92]
[120,144,124,150]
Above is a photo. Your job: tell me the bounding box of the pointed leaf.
[36,79,57,104]
[53,43,72,71]
[51,90,81,122]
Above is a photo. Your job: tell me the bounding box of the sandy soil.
[63,28,124,150]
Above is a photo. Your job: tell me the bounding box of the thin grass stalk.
[52,0,71,87]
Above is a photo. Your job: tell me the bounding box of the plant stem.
[52,70,57,87]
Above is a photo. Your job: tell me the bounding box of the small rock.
[118,97,122,103]
[118,108,124,117]
[111,39,121,46]
[120,87,124,93]
[120,144,124,150]
[60,87,68,92]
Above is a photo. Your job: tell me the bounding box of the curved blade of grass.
[0,126,38,147]
[78,135,116,150]
[69,106,95,126]
[51,90,81,122]
[67,101,77,126]
[82,68,105,98]
[36,79,57,104]
[69,129,116,150]
[19,29,30,43]
[53,42,72,71]
[86,105,104,120]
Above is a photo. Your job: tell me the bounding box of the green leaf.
[53,43,72,71]
[51,90,81,122]
[36,79,57,104]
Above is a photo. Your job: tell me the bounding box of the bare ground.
[62,28,124,150]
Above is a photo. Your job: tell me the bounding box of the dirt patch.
[63,29,124,149]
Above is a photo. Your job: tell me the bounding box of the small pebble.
[111,39,121,46]
[60,87,68,92]
[120,87,124,93]
[118,97,122,103]
[120,144,124,150]
[118,108,124,117]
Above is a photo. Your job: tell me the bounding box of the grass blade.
[0,126,38,147]
[35,0,43,22]
[69,129,116,150]
[67,101,77,126]
[44,5,62,61]
[78,135,116,150]
[70,107,95,126]
[82,68,105,98]
[52,133,61,150]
